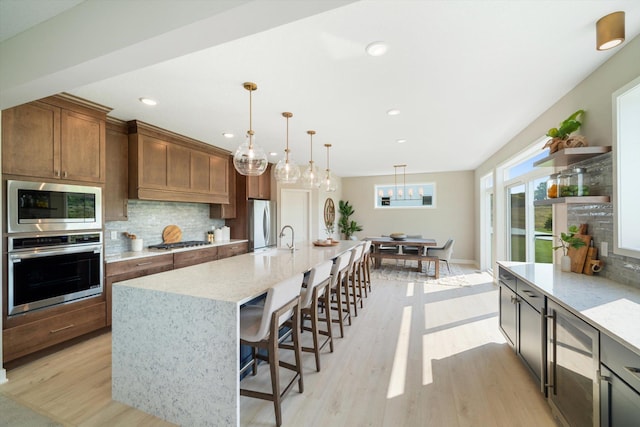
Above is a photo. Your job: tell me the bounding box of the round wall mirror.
[324,198,335,230]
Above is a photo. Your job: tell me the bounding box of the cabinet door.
[210,153,229,201]
[139,135,168,188]
[190,150,211,193]
[547,300,599,427]
[518,299,543,386]
[600,365,640,427]
[2,101,60,179]
[105,123,129,220]
[167,144,191,190]
[499,282,517,348]
[211,156,235,218]
[60,109,105,182]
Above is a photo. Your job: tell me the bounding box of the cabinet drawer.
[174,247,219,269]
[218,242,248,259]
[601,334,640,393]
[517,280,544,312]
[3,302,106,362]
[106,253,173,277]
[498,267,517,291]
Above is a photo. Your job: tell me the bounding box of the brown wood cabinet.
[247,163,272,199]
[173,247,219,269]
[3,301,106,362]
[218,242,248,259]
[2,94,109,184]
[128,120,230,204]
[105,118,129,221]
[210,155,236,219]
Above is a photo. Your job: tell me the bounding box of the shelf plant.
[553,225,586,271]
[543,109,587,153]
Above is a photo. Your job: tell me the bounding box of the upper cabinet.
[105,118,129,221]
[2,94,109,184]
[247,163,272,200]
[210,155,236,219]
[128,120,230,204]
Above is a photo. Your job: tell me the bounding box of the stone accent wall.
[566,152,640,288]
[105,200,225,255]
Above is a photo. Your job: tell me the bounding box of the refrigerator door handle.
[263,204,270,244]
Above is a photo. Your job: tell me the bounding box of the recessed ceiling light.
[387,109,400,116]
[396,139,407,144]
[269,152,278,156]
[139,97,157,106]
[366,41,388,57]
[222,132,234,138]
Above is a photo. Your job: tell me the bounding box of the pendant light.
[233,82,268,176]
[301,130,321,189]
[323,143,336,192]
[274,112,300,184]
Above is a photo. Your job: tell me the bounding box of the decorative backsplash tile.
[105,200,225,255]
[567,152,640,288]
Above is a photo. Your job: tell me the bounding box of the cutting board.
[568,234,591,273]
[162,225,182,243]
[582,247,598,275]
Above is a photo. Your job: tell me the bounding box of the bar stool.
[239,274,304,427]
[360,240,372,297]
[296,260,334,372]
[347,243,365,316]
[326,251,352,338]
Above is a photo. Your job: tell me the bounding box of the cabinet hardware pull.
[624,366,640,379]
[50,324,75,334]
[63,171,68,178]
[55,170,60,177]
[599,374,612,383]
[136,261,153,266]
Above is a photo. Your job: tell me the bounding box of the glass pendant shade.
[323,143,336,192]
[233,131,268,176]
[274,112,300,184]
[233,82,268,176]
[302,130,321,189]
[301,161,321,189]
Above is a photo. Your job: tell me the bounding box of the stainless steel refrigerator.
[248,200,277,251]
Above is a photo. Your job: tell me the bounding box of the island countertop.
[498,261,640,354]
[115,240,357,305]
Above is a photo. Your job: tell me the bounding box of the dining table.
[364,236,439,277]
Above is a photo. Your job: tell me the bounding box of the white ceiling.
[1,0,639,178]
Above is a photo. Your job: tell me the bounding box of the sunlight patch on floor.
[406,282,414,297]
[386,306,412,399]
[422,316,504,385]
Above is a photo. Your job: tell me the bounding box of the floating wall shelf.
[533,146,611,168]
[534,196,610,206]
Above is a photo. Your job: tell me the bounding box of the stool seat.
[239,305,266,342]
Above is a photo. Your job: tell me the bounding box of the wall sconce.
[596,11,625,51]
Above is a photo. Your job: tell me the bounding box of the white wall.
[474,35,640,265]
[342,170,475,263]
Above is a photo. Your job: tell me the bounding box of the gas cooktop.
[148,241,211,250]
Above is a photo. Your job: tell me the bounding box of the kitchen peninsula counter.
[112,240,359,426]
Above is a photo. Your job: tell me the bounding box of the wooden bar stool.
[295,260,334,372]
[239,274,304,427]
[326,251,352,338]
[360,240,372,297]
[347,243,365,316]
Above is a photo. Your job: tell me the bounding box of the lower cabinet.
[546,300,600,427]
[173,246,218,269]
[600,334,640,426]
[218,242,248,259]
[498,278,517,348]
[3,301,106,362]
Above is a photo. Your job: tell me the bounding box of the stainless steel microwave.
[7,180,102,233]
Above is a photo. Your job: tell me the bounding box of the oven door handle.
[10,245,102,261]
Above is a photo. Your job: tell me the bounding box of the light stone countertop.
[114,240,358,305]
[498,261,640,354]
[104,239,248,263]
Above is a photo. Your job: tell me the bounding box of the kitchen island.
[111,240,359,426]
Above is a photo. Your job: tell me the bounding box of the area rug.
[370,260,476,286]
[0,394,62,427]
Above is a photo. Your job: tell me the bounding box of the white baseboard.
[451,258,478,267]
[0,368,7,384]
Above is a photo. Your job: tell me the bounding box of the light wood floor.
[0,265,558,426]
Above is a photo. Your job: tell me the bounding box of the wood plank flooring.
[0,265,558,426]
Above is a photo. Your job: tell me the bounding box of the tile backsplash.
[105,200,225,255]
[566,152,640,288]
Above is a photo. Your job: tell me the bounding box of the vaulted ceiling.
[1,0,639,177]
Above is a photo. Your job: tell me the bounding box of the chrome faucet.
[279,225,295,252]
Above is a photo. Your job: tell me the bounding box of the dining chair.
[426,238,455,273]
[239,273,304,427]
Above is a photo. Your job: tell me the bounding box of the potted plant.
[338,200,363,240]
[553,225,586,272]
[543,109,587,153]
[324,223,335,242]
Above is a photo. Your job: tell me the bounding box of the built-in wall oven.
[7,232,103,316]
